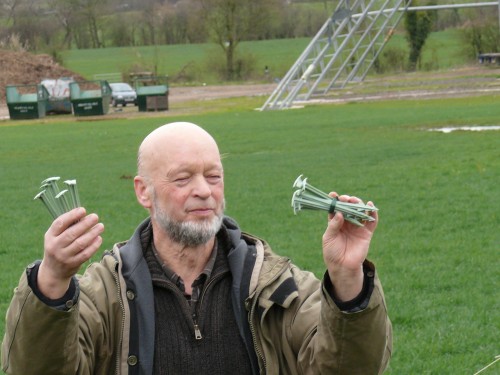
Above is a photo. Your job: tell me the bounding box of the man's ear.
[134,176,152,209]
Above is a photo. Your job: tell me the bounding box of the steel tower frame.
[260,0,500,111]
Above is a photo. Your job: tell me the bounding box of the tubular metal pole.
[351,2,500,18]
[405,2,498,11]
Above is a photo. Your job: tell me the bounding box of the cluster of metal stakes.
[34,177,81,219]
[291,174,378,227]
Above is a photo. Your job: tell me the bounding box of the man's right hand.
[38,207,104,299]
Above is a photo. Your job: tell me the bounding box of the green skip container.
[6,84,50,120]
[136,85,169,112]
[70,80,112,116]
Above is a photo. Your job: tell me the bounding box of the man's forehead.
[165,158,223,173]
[147,122,213,143]
[138,122,221,175]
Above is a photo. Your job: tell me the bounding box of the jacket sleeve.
[292,261,392,374]
[1,262,121,375]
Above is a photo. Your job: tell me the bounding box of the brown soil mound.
[0,49,84,104]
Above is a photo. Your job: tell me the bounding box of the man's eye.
[207,175,221,182]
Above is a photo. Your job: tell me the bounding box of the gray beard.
[153,198,224,247]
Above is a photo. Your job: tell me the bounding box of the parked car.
[109,82,137,107]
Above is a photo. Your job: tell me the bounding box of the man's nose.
[192,175,212,198]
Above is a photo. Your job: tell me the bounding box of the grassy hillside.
[61,28,473,85]
[1,94,499,374]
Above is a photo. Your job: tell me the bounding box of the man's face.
[147,139,225,246]
[152,188,224,247]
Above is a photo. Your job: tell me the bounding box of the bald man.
[2,122,392,375]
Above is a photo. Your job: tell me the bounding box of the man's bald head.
[133,122,225,246]
[137,122,221,179]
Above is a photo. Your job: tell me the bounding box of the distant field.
[1,94,499,374]
[61,38,312,84]
[61,28,471,84]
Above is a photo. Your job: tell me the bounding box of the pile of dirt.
[0,49,84,104]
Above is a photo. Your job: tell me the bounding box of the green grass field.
[61,28,471,84]
[1,95,499,374]
[61,38,312,84]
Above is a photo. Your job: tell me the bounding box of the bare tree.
[78,0,109,48]
[49,0,78,48]
[159,1,206,44]
[140,2,160,46]
[3,0,22,26]
[198,0,282,80]
[108,13,139,47]
[2,0,46,50]
[44,0,110,49]
[461,7,500,59]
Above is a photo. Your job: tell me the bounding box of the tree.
[49,0,78,48]
[108,14,137,47]
[198,0,282,80]
[461,8,500,60]
[2,0,22,26]
[2,0,40,49]
[159,1,207,44]
[46,0,109,49]
[404,1,434,71]
[78,0,109,48]
[139,0,162,46]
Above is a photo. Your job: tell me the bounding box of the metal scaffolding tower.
[261,0,412,110]
[261,0,411,110]
[261,0,500,111]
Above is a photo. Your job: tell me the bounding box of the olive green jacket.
[2,217,392,374]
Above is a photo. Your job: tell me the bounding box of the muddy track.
[2,66,500,120]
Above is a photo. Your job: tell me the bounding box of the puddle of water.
[428,125,500,133]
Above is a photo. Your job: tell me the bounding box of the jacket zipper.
[112,261,126,375]
[155,279,215,341]
[248,259,291,372]
[193,271,227,340]
[193,316,203,340]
